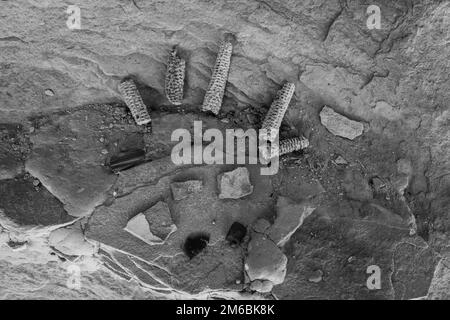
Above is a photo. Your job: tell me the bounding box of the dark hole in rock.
[6,240,27,249]
[226,222,247,247]
[184,232,210,259]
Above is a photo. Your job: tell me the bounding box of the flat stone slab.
[124,213,163,245]
[319,106,364,140]
[49,222,97,256]
[218,167,253,199]
[245,232,287,285]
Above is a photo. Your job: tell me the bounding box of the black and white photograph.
[0,0,448,306]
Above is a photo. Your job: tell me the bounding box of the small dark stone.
[226,222,247,247]
[184,233,210,259]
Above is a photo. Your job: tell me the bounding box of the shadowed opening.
[183,232,210,259]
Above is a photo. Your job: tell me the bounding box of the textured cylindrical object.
[279,136,309,156]
[260,136,309,160]
[201,41,233,115]
[165,48,185,105]
[260,83,295,142]
[118,79,151,126]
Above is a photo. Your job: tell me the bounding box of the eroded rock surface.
[0,0,448,300]
[320,106,364,140]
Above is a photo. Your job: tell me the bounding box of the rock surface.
[245,232,287,285]
[269,197,316,247]
[319,106,364,140]
[218,167,253,199]
[0,0,449,300]
[124,213,162,245]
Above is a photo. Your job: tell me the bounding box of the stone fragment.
[319,106,364,140]
[268,197,316,247]
[142,201,176,241]
[245,233,287,285]
[124,213,162,245]
[49,223,97,256]
[308,269,323,283]
[44,89,55,96]
[334,155,348,165]
[218,167,253,199]
[170,180,203,201]
[250,279,274,293]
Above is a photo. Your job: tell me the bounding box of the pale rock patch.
[319,106,364,140]
[170,180,203,201]
[268,197,316,247]
[124,213,162,245]
[245,233,287,285]
[218,167,253,199]
[49,222,97,257]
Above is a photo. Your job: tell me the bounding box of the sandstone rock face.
[218,167,253,199]
[319,106,364,140]
[124,213,162,245]
[249,279,274,293]
[0,0,449,300]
